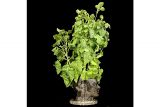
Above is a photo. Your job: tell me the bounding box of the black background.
[27,0,133,107]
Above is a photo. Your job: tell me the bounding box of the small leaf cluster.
[52,2,110,87]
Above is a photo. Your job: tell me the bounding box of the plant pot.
[70,79,100,106]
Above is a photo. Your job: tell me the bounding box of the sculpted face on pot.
[76,79,100,98]
[87,79,100,97]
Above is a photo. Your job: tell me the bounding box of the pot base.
[70,99,97,106]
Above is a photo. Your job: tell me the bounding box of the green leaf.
[57,53,65,62]
[64,34,69,41]
[68,68,74,82]
[99,69,103,76]
[90,60,97,66]
[68,30,72,34]
[53,34,62,41]
[52,47,59,55]
[84,24,88,28]
[81,70,86,80]
[76,9,80,14]
[56,28,65,33]
[95,45,99,52]
[62,64,70,72]
[54,60,61,74]
[96,37,101,44]
[89,29,95,38]
[74,70,79,83]
[88,39,96,48]
[78,47,84,53]
[100,7,105,11]
[80,39,87,48]
[52,47,65,61]
[70,61,82,72]
[103,40,108,48]
[52,40,61,47]
[100,15,104,20]
[76,20,82,26]
[98,2,104,7]
[61,65,74,86]
[105,23,110,29]
[94,58,101,64]
[88,65,98,72]
[84,48,89,52]
[57,28,61,32]
[70,38,78,47]
[95,5,99,9]
[94,34,103,44]
[96,2,104,10]
[99,29,106,37]
[97,69,103,82]
[75,26,82,33]
[90,14,95,19]
[97,75,102,82]
[60,72,70,87]
[97,26,100,29]
[64,78,70,87]
[86,70,92,79]
[86,70,97,79]
[83,51,92,65]
[84,29,88,33]
[96,50,103,58]
[76,59,83,72]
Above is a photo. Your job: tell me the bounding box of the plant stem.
[65,40,70,65]
[95,10,99,20]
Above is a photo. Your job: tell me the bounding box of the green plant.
[52,2,110,87]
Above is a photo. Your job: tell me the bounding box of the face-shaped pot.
[87,79,100,97]
[76,79,100,99]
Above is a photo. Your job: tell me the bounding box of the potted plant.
[52,2,110,106]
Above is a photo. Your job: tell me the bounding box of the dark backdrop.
[27,0,133,107]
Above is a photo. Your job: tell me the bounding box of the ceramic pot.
[70,78,100,106]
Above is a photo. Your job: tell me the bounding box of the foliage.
[52,2,110,87]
